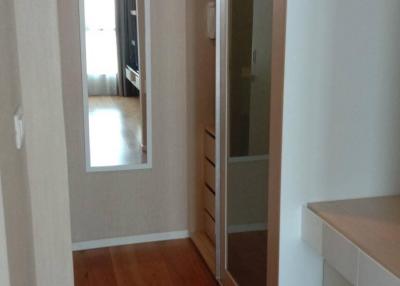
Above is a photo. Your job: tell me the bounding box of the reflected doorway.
[226,0,272,284]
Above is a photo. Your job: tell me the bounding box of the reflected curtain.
[84,0,119,96]
[115,0,127,97]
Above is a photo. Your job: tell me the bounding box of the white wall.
[59,0,190,242]
[0,0,35,284]
[13,0,74,285]
[280,1,400,285]
[228,159,268,228]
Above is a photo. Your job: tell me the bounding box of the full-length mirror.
[80,0,151,171]
[226,0,272,284]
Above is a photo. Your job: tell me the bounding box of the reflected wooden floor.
[228,231,267,286]
[88,96,146,167]
[73,239,218,286]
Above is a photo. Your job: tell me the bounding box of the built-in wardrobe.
[188,0,273,285]
[187,0,218,275]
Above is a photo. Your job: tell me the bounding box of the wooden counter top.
[309,196,400,278]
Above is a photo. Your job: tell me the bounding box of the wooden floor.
[228,231,267,286]
[73,239,218,286]
[88,95,146,167]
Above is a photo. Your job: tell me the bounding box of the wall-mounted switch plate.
[13,106,24,150]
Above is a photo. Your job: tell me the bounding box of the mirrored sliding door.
[225,0,273,284]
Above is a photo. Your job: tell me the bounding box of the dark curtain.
[115,0,126,97]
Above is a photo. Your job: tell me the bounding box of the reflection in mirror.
[227,0,272,284]
[80,0,150,170]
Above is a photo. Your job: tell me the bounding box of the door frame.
[266,0,287,284]
[0,173,11,286]
[216,0,287,284]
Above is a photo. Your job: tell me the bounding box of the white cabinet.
[358,253,400,286]
[302,206,323,255]
[322,226,358,285]
[324,262,353,286]
[302,207,400,286]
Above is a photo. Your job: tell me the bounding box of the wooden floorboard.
[88,95,147,167]
[73,239,218,286]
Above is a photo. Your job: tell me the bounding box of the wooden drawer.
[204,159,215,191]
[204,186,215,219]
[204,132,215,164]
[204,211,215,245]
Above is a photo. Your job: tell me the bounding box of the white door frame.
[0,173,11,286]
[216,0,237,284]
[78,0,153,172]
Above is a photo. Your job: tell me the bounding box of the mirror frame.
[78,0,153,172]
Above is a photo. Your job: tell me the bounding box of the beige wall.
[13,0,74,285]
[0,0,35,285]
[59,0,190,242]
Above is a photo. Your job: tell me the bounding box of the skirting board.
[227,223,267,234]
[72,230,190,251]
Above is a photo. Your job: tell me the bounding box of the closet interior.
[188,1,272,285]
[187,0,218,275]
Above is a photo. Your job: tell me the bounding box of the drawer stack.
[191,126,217,274]
[204,127,216,244]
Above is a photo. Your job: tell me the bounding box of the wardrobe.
[188,1,273,285]
[187,0,218,275]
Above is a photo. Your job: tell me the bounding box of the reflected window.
[81,0,150,170]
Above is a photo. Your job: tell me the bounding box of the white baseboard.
[227,223,267,234]
[72,230,190,251]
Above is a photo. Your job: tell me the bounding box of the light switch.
[13,106,24,150]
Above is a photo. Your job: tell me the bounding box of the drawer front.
[204,211,215,244]
[324,262,353,286]
[204,159,215,191]
[204,186,215,219]
[358,253,400,286]
[322,225,358,285]
[204,132,215,164]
